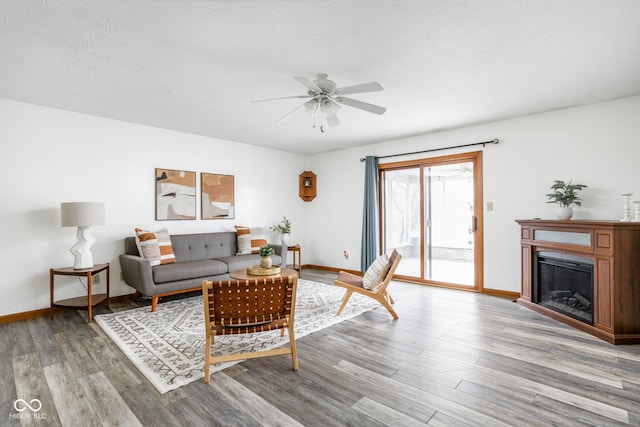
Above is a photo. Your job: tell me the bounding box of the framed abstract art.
[155,168,196,220]
[201,173,235,219]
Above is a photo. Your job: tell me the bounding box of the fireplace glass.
[534,251,594,325]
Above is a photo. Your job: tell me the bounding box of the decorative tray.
[247,265,281,276]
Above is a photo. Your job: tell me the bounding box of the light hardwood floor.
[2,269,640,426]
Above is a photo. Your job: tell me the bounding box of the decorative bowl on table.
[247,265,282,276]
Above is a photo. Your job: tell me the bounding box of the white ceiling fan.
[252,74,386,132]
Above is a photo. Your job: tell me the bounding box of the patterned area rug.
[95,279,379,393]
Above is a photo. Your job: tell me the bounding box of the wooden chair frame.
[202,275,298,383]
[334,250,402,319]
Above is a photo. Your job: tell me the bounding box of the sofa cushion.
[152,259,228,284]
[235,225,267,254]
[216,254,283,272]
[135,227,176,266]
[168,232,237,262]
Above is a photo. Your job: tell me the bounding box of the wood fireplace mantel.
[516,219,640,344]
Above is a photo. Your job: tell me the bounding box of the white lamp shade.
[61,202,105,227]
[321,99,340,115]
[304,99,319,113]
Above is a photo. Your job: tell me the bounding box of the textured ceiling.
[1,1,640,154]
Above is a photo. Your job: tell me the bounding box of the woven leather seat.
[202,275,298,383]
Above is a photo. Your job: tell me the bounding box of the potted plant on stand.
[270,216,292,246]
[546,180,587,220]
[258,245,275,268]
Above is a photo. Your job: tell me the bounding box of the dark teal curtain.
[361,156,380,272]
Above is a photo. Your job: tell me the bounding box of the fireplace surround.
[517,219,640,344]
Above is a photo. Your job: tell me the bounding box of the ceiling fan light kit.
[253,74,386,132]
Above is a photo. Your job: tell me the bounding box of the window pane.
[382,168,421,277]
[425,162,474,286]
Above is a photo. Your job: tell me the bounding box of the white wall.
[3,95,639,317]
[308,95,640,293]
[0,98,308,316]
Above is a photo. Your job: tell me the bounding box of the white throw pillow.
[235,225,268,254]
[134,227,176,266]
[363,253,390,290]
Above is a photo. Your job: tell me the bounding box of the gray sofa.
[119,231,286,311]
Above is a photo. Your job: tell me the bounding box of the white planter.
[555,206,573,220]
[259,256,272,269]
[280,233,291,246]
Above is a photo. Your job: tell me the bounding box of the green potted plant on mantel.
[258,245,275,268]
[546,180,587,220]
[270,216,292,246]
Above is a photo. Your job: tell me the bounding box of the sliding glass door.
[380,151,483,291]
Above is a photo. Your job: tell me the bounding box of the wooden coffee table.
[229,268,298,280]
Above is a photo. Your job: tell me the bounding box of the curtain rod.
[359,138,500,162]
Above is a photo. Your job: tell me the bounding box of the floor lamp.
[61,202,105,269]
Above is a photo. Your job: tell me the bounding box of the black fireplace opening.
[534,251,594,325]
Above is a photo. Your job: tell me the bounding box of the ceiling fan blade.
[335,82,383,95]
[252,95,309,103]
[335,97,386,115]
[275,102,306,124]
[326,114,340,127]
[294,76,320,92]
